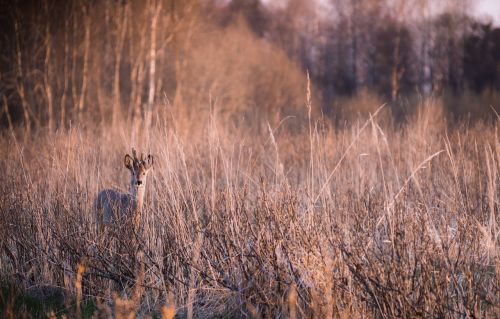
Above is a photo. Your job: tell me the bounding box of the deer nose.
[137,180,143,186]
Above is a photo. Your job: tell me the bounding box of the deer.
[95,149,154,233]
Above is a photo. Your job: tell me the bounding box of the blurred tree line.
[0,0,499,132]
[226,0,500,99]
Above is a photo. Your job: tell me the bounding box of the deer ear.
[146,154,154,169]
[124,154,134,170]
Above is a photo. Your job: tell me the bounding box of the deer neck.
[130,185,146,214]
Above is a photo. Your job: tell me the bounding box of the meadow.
[0,1,499,317]
[0,95,498,318]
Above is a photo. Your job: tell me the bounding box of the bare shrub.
[173,18,308,133]
[335,89,391,126]
[0,102,498,317]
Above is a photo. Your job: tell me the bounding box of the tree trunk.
[14,18,30,136]
[60,18,69,129]
[144,0,161,132]
[43,0,54,131]
[112,2,129,127]
[77,5,90,122]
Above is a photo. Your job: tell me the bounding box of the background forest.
[0,0,499,131]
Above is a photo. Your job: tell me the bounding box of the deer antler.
[131,148,152,166]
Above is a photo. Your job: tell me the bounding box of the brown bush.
[0,102,498,317]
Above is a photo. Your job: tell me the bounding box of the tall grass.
[0,98,498,318]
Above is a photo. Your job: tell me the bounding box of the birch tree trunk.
[112,2,129,127]
[392,0,410,101]
[43,0,54,131]
[144,1,161,132]
[77,5,90,122]
[14,18,30,136]
[60,17,69,128]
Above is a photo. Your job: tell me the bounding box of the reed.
[0,97,497,317]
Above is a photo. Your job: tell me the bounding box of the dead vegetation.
[0,1,498,317]
[0,99,498,318]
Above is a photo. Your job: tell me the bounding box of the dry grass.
[1,1,498,317]
[0,97,498,318]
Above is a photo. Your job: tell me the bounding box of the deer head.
[124,148,154,190]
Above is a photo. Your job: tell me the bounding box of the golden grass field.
[0,1,499,317]
[0,96,498,318]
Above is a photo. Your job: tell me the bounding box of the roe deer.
[95,149,154,232]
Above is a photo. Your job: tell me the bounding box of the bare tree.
[14,15,30,135]
[43,0,54,130]
[60,16,70,128]
[77,3,90,121]
[112,2,129,127]
[144,0,161,132]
